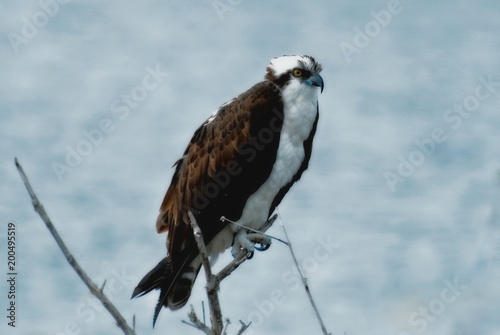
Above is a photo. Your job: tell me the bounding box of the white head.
[265,55,324,93]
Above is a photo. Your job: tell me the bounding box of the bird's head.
[265,55,324,93]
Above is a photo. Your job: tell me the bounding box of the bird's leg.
[226,214,278,258]
[247,233,272,251]
[231,230,272,258]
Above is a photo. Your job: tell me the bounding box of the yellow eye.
[292,69,302,77]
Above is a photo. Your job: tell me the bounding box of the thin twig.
[222,318,231,335]
[182,305,211,334]
[100,279,107,293]
[215,215,279,285]
[214,250,247,284]
[236,320,251,335]
[220,215,287,245]
[202,301,206,325]
[277,213,331,335]
[15,158,136,335]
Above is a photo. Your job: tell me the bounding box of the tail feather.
[132,258,169,299]
[132,254,201,327]
[153,284,170,327]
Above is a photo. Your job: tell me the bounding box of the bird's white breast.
[237,83,318,230]
[206,82,319,257]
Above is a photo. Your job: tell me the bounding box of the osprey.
[132,55,324,325]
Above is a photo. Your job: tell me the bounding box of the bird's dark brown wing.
[156,80,284,271]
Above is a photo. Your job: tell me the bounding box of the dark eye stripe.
[274,73,290,87]
[301,69,312,78]
[271,68,314,88]
[291,68,312,78]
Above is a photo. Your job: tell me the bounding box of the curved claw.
[231,231,273,258]
[254,242,271,251]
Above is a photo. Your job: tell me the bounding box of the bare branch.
[15,158,136,335]
[236,320,251,335]
[220,214,286,245]
[188,211,224,335]
[182,305,211,334]
[277,213,331,335]
[202,301,206,324]
[100,279,107,293]
[214,250,247,284]
[186,212,280,334]
[222,318,231,335]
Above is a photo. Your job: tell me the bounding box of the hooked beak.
[304,73,324,93]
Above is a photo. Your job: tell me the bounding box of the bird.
[132,55,324,325]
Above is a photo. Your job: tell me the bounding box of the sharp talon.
[247,233,272,252]
[254,243,270,251]
[231,230,273,258]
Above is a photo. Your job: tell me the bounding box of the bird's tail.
[132,256,201,326]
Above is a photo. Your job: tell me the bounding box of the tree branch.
[183,209,287,334]
[277,214,331,335]
[188,211,224,335]
[15,158,136,335]
[181,305,211,334]
[214,250,248,284]
[236,320,252,335]
[187,212,266,335]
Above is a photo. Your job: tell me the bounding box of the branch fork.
[16,157,330,335]
[186,212,254,335]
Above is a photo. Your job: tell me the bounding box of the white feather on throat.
[238,78,319,229]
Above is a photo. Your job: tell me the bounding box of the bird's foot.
[231,231,272,259]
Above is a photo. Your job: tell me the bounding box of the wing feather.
[156,81,284,271]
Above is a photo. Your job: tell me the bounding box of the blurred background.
[1,1,500,334]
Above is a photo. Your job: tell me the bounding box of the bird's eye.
[292,69,302,77]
